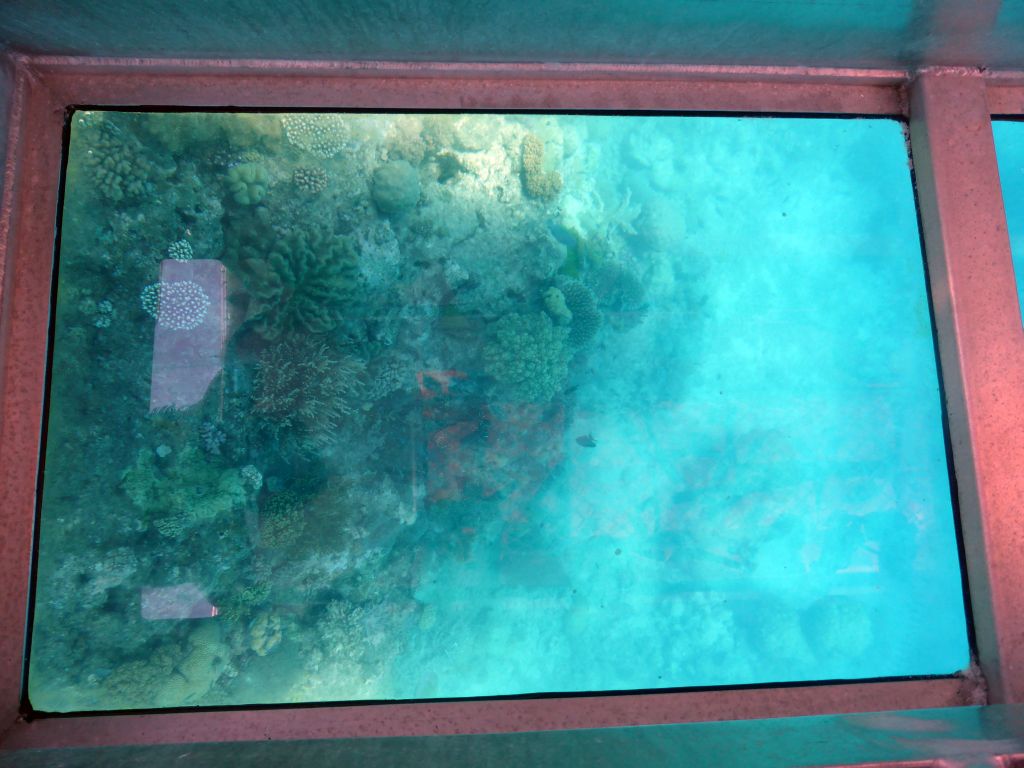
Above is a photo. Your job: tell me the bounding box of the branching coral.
[483,312,571,402]
[229,224,361,341]
[252,335,365,453]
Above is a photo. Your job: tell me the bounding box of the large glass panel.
[993,119,1024,322]
[29,111,969,712]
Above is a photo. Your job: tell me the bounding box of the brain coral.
[230,225,361,341]
[483,312,571,402]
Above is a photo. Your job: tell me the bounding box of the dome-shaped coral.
[483,312,571,402]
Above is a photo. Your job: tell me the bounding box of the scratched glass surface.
[28,112,969,711]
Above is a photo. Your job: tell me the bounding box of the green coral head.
[483,311,571,403]
[227,161,270,205]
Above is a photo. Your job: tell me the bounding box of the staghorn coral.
[557,278,602,348]
[252,335,365,453]
[521,133,562,202]
[230,224,361,341]
[226,161,270,205]
[483,312,571,403]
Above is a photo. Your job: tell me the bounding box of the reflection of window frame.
[0,60,1020,750]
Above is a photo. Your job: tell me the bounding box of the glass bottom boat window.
[28,110,969,711]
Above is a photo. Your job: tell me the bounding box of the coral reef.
[542,286,572,325]
[483,312,571,402]
[252,335,365,453]
[521,134,563,201]
[801,595,874,659]
[120,445,254,534]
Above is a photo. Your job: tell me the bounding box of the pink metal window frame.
[0,58,1021,751]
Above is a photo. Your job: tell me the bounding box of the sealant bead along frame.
[1,58,1023,749]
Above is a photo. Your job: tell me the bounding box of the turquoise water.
[28,112,969,711]
[994,120,1024,321]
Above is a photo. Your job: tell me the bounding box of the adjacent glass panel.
[29,111,969,712]
[993,120,1024,322]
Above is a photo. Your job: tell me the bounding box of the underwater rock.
[226,161,270,205]
[521,133,563,202]
[371,160,421,215]
[483,312,571,403]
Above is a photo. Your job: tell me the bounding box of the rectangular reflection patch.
[29,111,969,711]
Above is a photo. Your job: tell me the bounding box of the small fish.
[576,433,597,448]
